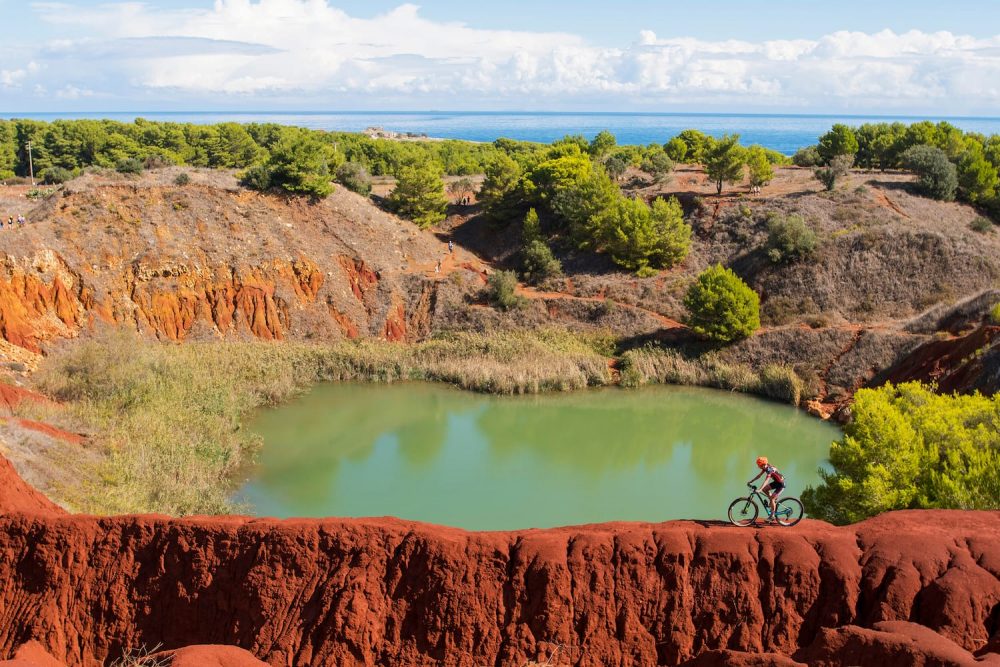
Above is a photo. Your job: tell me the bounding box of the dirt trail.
[518,285,685,329]
[872,188,911,219]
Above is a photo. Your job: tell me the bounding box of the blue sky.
[1,0,999,114]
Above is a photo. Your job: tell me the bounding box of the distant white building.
[363,126,428,140]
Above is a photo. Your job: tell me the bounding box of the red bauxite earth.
[0,448,996,666]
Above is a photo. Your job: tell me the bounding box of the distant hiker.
[448,240,454,254]
[16,214,25,227]
[435,260,441,274]
[5,216,12,229]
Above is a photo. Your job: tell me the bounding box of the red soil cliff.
[0,503,996,666]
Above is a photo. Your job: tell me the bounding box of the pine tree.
[683,265,760,341]
[703,135,746,195]
[389,160,449,228]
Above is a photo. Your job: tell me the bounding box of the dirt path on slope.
[871,188,911,219]
[517,285,685,329]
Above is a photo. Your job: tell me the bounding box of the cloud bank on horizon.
[2,0,1000,114]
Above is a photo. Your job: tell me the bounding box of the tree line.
[794,121,1000,214]
[0,118,501,187]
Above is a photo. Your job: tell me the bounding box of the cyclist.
[748,456,785,522]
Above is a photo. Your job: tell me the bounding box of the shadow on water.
[237,382,840,530]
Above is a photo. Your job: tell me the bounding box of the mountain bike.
[727,483,804,527]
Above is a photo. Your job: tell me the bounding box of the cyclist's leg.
[770,485,784,515]
[761,483,776,517]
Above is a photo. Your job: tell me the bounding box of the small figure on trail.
[435,259,441,274]
[5,216,12,229]
[16,214,25,227]
[448,240,454,254]
[748,456,785,522]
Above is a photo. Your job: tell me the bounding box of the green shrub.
[664,137,688,162]
[40,166,74,184]
[253,129,337,198]
[902,145,958,201]
[173,172,191,186]
[522,240,563,285]
[389,159,448,228]
[745,145,775,188]
[792,146,822,167]
[802,382,1000,525]
[991,302,1000,324]
[26,187,58,200]
[335,161,372,196]
[239,164,272,191]
[684,265,760,342]
[115,158,144,175]
[550,163,618,243]
[814,154,853,191]
[766,213,818,263]
[487,270,522,310]
[478,153,522,219]
[593,195,691,274]
[817,124,859,163]
[522,207,541,243]
[970,216,994,233]
[640,151,674,182]
[603,155,628,181]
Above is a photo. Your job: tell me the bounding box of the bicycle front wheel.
[728,497,759,527]
[775,498,804,526]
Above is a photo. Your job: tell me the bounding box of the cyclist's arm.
[748,470,764,485]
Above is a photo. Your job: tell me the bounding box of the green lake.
[237,382,839,530]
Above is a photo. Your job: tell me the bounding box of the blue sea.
[11,111,1000,155]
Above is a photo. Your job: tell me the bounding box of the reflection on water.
[236,383,839,530]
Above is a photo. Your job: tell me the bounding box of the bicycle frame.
[746,488,791,518]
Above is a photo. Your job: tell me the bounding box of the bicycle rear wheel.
[728,497,759,527]
[775,498,804,526]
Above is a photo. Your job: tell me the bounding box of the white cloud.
[0,61,40,88]
[10,1,1000,112]
[54,84,94,99]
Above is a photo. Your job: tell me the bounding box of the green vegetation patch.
[683,265,761,342]
[803,382,1000,524]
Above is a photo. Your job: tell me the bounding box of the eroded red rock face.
[0,456,63,515]
[0,508,995,666]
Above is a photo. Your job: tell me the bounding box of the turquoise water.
[12,111,1000,154]
[236,383,839,530]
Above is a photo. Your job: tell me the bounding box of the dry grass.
[619,346,803,405]
[31,329,613,515]
[109,645,168,667]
